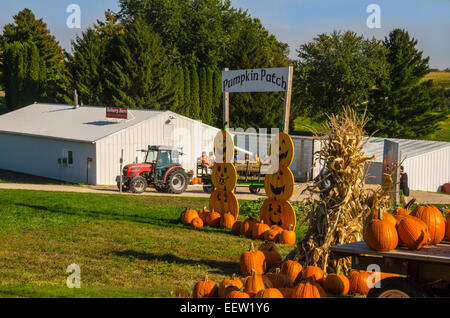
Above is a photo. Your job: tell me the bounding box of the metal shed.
[0,103,219,185]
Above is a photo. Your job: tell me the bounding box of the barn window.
[62,149,74,166]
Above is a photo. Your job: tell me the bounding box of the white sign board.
[222,67,291,92]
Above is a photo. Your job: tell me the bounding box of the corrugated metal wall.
[0,133,96,184]
[95,112,219,185]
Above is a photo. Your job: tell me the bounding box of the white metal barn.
[362,137,450,192]
[0,103,220,185]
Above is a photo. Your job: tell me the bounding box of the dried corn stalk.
[286,107,394,274]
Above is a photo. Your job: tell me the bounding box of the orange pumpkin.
[243,270,271,297]
[281,260,303,285]
[348,270,372,295]
[263,268,293,289]
[258,241,281,270]
[264,228,281,242]
[181,209,199,225]
[198,207,210,223]
[255,288,284,298]
[219,212,235,229]
[397,215,430,250]
[323,273,349,295]
[411,205,446,245]
[252,220,270,240]
[226,290,250,298]
[278,287,294,298]
[291,279,327,298]
[240,242,266,276]
[209,189,239,220]
[363,210,399,251]
[232,220,242,235]
[301,265,324,284]
[260,199,296,230]
[240,217,259,237]
[447,213,450,241]
[279,224,296,245]
[191,217,204,228]
[192,275,219,298]
[205,211,222,228]
[218,275,243,298]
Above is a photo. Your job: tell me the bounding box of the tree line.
[0,0,447,139]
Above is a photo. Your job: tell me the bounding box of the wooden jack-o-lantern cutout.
[270,132,294,168]
[214,130,234,163]
[264,166,295,201]
[260,199,296,230]
[209,189,239,220]
[211,163,237,191]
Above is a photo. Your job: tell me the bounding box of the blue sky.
[0,0,449,69]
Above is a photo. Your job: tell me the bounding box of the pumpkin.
[363,210,399,251]
[301,265,324,283]
[192,275,219,298]
[258,241,281,269]
[279,224,296,245]
[323,273,349,295]
[263,268,293,289]
[226,290,250,298]
[397,215,430,250]
[260,199,296,230]
[211,163,237,191]
[291,279,327,298]
[213,130,235,163]
[240,242,266,276]
[243,269,271,297]
[348,270,373,295]
[395,207,411,216]
[232,220,242,235]
[270,132,295,168]
[218,275,243,298]
[278,287,294,298]
[219,212,235,229]
[209,189,239,220]
[252,220,270,240]
[198,207,210,223]
[447,213,450,241]
[411,205,446,245]
[255,288,284,298]
[264,167,295,201]
[367,210,397,228]
[264,228,281,242]
[205,211,222,228]
[181,209,198,225]
[367,272,400,286]
[191,217,204,228]
[281,260,303,285]
[190,178,198,185]
[240,217,259,237]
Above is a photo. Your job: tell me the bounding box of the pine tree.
[199,67,207,122]
[25,42,40,104]
[212,68,222,126]
[183,65,191,117]
[205,67,214,125]
[190,65,200,119]
[366,29,442,138]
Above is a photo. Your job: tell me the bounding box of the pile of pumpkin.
[180,207,296,245]
[193,241,398,298]
[190,177,203,185]
[363,205,450,252]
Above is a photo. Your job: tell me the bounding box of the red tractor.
[116,145,190,194]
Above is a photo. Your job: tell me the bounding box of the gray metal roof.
[0,103,167,143]
[363,136,450,162]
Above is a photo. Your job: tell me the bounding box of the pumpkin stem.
[378,208,384,221]
[288,224,293,231]
[251,268,257,276]
[205,274,209,282]
[275,268,281,275]
[249,241,255,252]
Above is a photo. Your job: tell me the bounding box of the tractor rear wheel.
[165,169,189,194]
[129,176,147,194]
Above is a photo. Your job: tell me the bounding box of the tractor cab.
[117,145,189,194]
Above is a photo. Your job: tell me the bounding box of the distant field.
[423,71,450,88]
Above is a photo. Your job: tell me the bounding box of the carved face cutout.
[270,132,294,168]
[211,163,237,191]
[214,130,234,163]
[209,189,239,220]
[264,166,295,201]
[260,199,296,230]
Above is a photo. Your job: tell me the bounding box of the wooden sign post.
[223,68,230,130]
[282,66,294,133]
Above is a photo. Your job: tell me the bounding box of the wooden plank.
[223,68,229,130]
[330,241,450,264]
[282,66,293,133]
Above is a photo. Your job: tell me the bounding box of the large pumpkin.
[205,211,221,228]
[213,130,234,163]
[209,189,239,220]
[323,273,349,295]
[263,268,293,289]
[397,215,430,250]
[363,210,399,251]
[243,270,271,297]
[291,279,327,298]
[270,132,295,168]
[181,209,199,225]
[447,213,450,241]
[411,205,446,245]
[348,270,372,295]
[240,242,266,276]
[258,241,281,270]
[281,260,303,285]
[219,212,235,229]
[279,224,296,245]
[260,199,296,230]
[301,266,324,283]
[211,163,237,191]
[192,275,219,298]
[264,167,295,201]
[255,288,284,298]
[252,220,270,240]
[218,275,243,298]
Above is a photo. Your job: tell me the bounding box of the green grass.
[423,112,450,142]
[0,189,307,298]
[293,116,324,136]
[423,71,450,88]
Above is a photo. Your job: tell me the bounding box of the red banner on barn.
[106,107,128,119]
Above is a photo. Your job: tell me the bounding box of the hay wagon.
[197,161,269,194]
[330,240,450,297]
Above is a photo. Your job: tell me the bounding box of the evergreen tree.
[25,42,40,104]
[190,65,200,119]
[199,67,207,122]
[212,68,222,126]
[205,67,214,125]
[183,65,191,117]
[366,29,442,138]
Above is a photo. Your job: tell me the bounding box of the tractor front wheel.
[129,176,147,194]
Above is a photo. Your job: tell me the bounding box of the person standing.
[399,166,410,206]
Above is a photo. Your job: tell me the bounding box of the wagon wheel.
[367,277,427,298]
[203,184,215,194]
